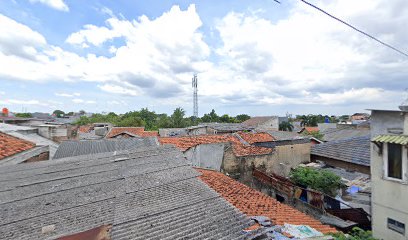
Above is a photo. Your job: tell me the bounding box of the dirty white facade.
[371,109,408,240]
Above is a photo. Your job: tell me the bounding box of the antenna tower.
[192,74,198,118]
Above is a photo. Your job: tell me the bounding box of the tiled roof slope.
[311,136,370,166]
[321,128,370,142]
[0,132,35,160]
[159,133,273,157]
[106,127,159,138]
[266,130,303,141]
[53,137,158,159]
[239,132,274,144]
[304,127,320,133]
[242,116,277,127]
[197,169,336,234]
[0,146,255,240]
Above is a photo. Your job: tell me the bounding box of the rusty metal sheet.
[58,225,112,240]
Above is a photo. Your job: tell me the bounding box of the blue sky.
[0,0,407,116]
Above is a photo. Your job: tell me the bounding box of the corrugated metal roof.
[372,135,408,145]
[53,138,158,159]
[0,146,254,240]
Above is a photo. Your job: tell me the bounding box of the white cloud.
[0,91,4,95]
[55,92,80,97]
[98,84,140,96]
[29,0,69,12]
[0,99,50,106]
[72,98,96,104]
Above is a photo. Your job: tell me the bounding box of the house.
[370,109,408,240]
[311,136,371,175]
[350,113,370,121]
[158,128,187,137]
[0,132,50,165]
[198,168,336,234]
[53,137,158,159]
[0,145,258,239]
[160,131,311,185]
[320,128,370,142]
[36,123,78,142]
[105,127,159,138]
[0,123,59,161]
[242,116,288,131]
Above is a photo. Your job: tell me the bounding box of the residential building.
[0,132,49,165]
[242,116,288,131]
[320,128,370,142]
[370,109,408,240]
[0,123,59,160]
[158,128,187,137]
[311,136,370,175]
[0,146,257,239]
[160,132,311,185]
[105,127,159,138]
[36,123,78,142]
[351,113,370,121]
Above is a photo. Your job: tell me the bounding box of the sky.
[0,0,407,116]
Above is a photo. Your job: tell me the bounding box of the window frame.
[387,218,406,235]
[383,142,407,182]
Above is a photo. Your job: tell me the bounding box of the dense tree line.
[73,108,251,130]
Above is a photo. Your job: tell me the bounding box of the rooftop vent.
[399,88,408,111]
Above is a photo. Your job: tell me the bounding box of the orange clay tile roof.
[304,127,319,133]
[197,169,337,234]
[79,125,92,133]
[0,132,35,160]
[159,133,273,157]
[238,132,274,144]
[106,127,159,138]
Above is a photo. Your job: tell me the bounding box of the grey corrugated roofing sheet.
[311,136,370,167]
[53,137,158,159]
[199,123,254,132]
[0,146,254,240]
[321,128,370,142]
[265,130,304,141]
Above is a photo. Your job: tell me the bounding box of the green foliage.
[329,227,377,240]
[296,114,338,126]
[279,121,294,131]
[53,110,65,118]
[14,113,32,118]
[303,130,325,141]
[235,114,251,122]
[289,167,343,196]
[73,108,251,130]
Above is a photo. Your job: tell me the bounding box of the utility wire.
[299,0,408,58]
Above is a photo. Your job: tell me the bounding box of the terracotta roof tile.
[238,132,274,144]
[304,127,320,133]
[159,133,273,157]
[106,127,159,138]
[78,125,92,133]
[0,132,35,160]
[197,169,337,234]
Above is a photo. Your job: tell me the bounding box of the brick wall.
[23,151,49,163]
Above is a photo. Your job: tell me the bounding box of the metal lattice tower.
[192,74,198,118]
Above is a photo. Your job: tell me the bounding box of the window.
[388,218,405,235]
[388,143,403,179]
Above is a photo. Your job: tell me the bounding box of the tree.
[75,116,90,125]
[53,110,65,118]
[235,114,251,122]
[329,227,377,240]
[116,116,145,127]
[171,107,186,128]
[279,121,294,131]
[15,113,32,118]
[289,167,344,196]
[79,110,86,115]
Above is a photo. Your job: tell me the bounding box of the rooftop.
[53,137,158,159]
[0,146,255,240]
[159,132,273,157]
[198,122,254,132]
[106,127,159,138]
[242,116,278,127]
[311,136,370,167]
[265,130,304,141]
[0,132,35,160]
[197,169,336,234]
[320,128,370,142]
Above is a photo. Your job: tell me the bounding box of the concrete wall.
[185,143,226,171]
[256,118,279,130]
[371,110,408,240]
[222,142,311,186]
[187,127,208,136]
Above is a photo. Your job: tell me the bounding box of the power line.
[299,0,408,58]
